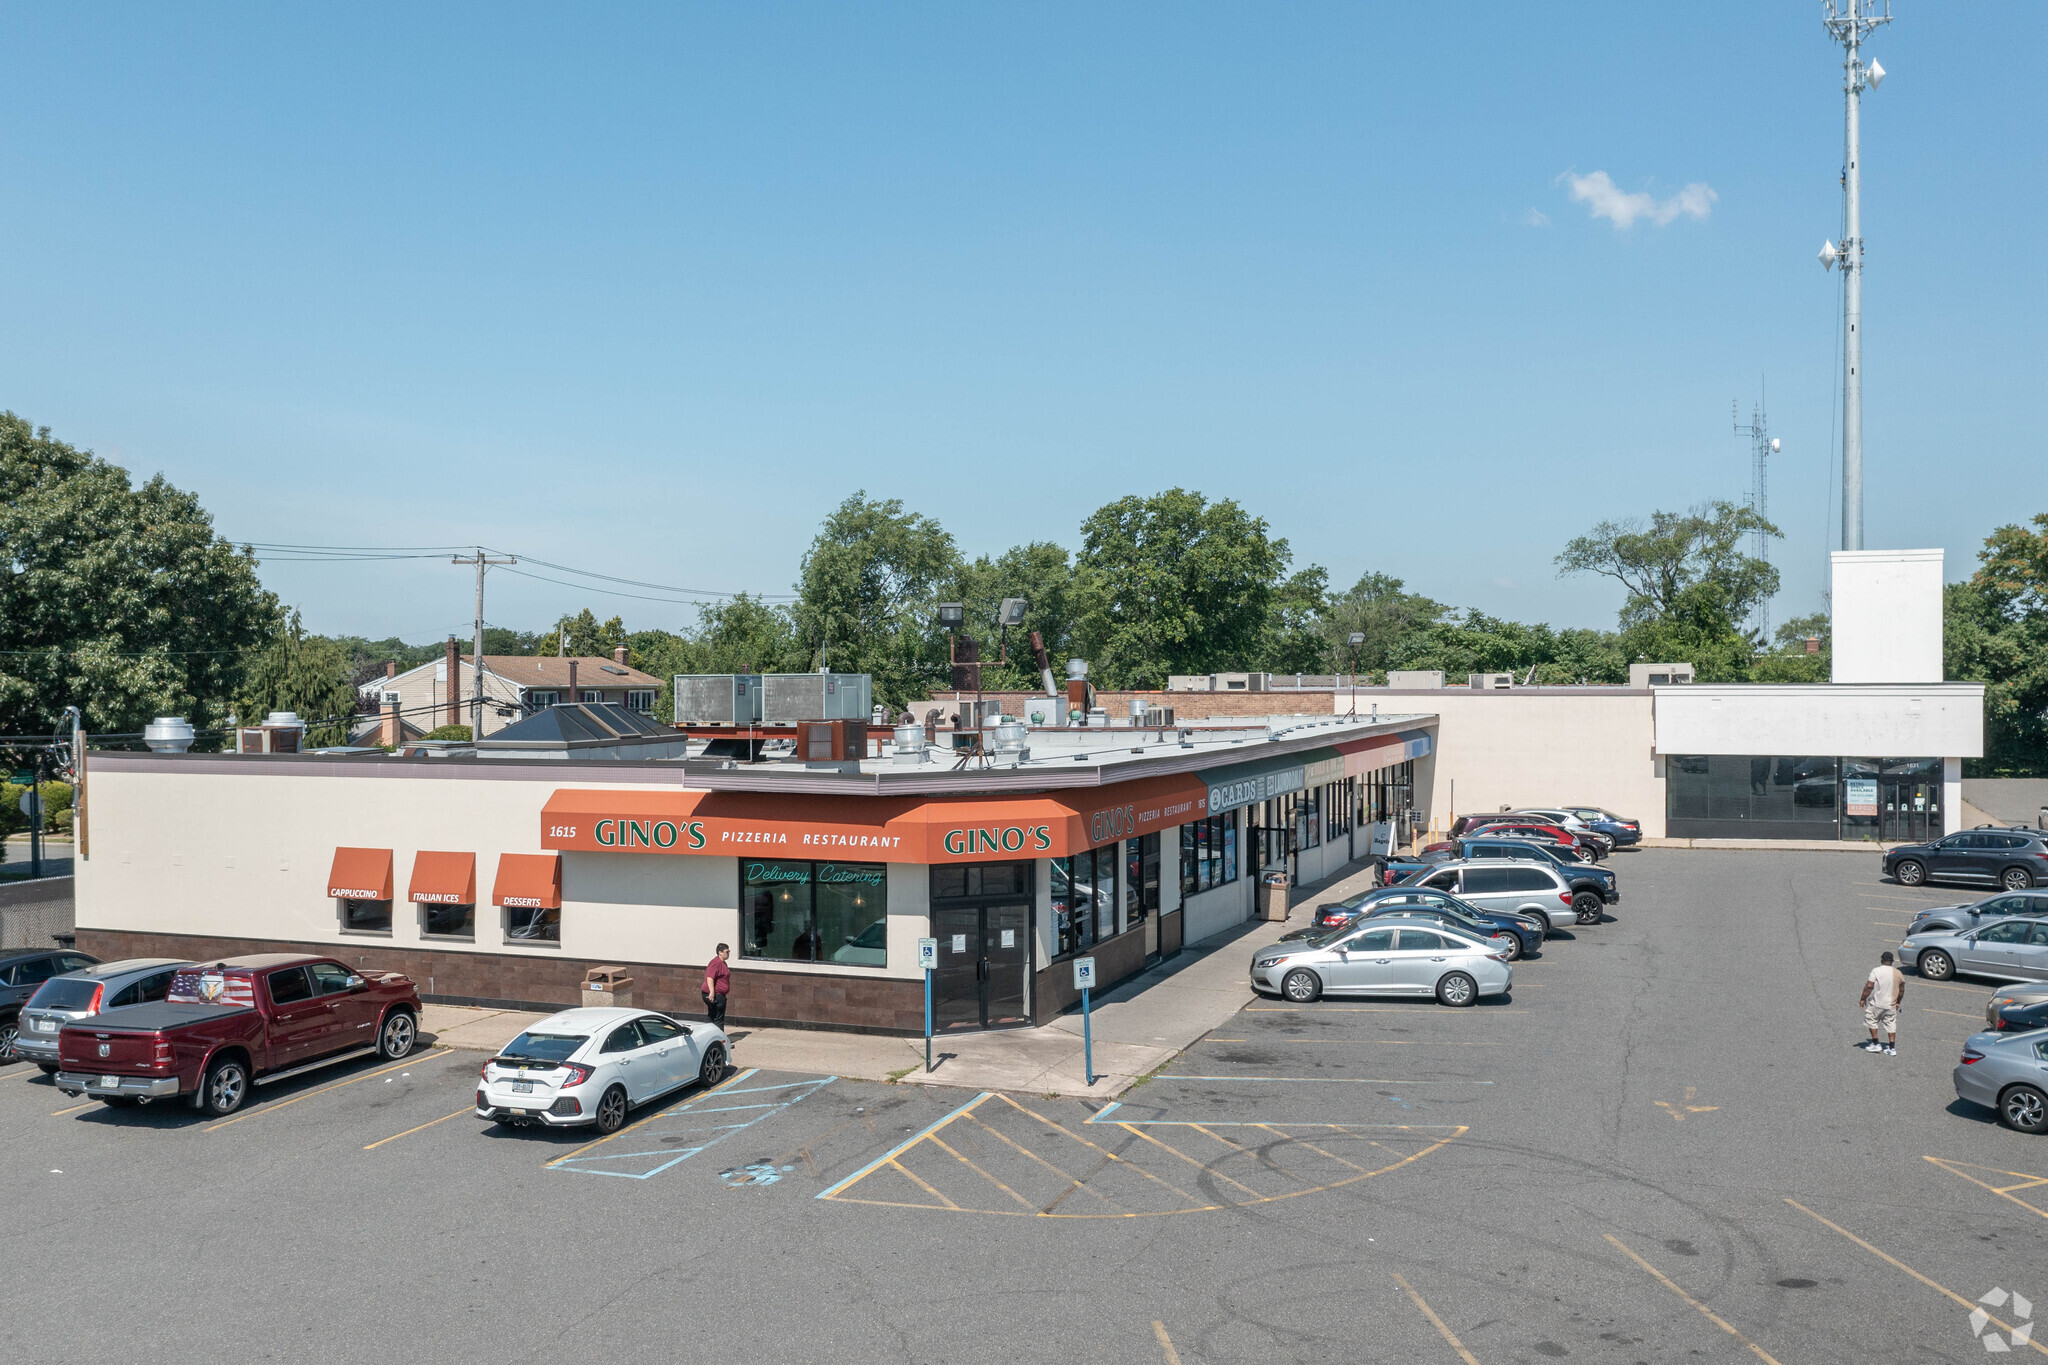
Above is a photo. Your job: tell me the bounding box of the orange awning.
[541,772,1211,864]
[327,847,393,901]
[493,853,562,909]
[409,850,477,905]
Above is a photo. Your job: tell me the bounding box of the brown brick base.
[74,929,926,1035]
[1034,920,1155,1019]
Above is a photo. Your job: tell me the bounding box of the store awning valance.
[327,847,393,901]
[409,851,476,905]
[493,853,561,909]
[1337,728,1432,775]
[539,773,1210,865]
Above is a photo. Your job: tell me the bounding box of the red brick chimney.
[445,637,460,728]
[613,646,629,666]
[568,659,579,704]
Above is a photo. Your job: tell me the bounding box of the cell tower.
[1733,394,1781,640]
[1818,0,1891,553]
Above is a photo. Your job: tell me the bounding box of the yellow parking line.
[1604,1234,1784,1365]
[51,1099,99,1117]
[1922,1156,2048,1222]
[1152,1321,1184,1365]
[1785,1198,2048,1356]
[364,1106,473,1150]
[1914,980,1991,995]
[1922,1008,1982,1020]
[204,1050,451,1132]
[544,1065,755,1168]
[1390,1273,1482,1364]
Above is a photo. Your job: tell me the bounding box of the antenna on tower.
[1820,0,1892,553]
[1734,388,1781,641]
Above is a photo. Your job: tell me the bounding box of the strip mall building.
[74,715,1428,1034]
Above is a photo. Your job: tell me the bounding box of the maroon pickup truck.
[56,953,421,1116]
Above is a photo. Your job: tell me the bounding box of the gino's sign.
[940,824,1053,857]
[592,818,708,850]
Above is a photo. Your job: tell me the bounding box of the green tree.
[949,542,1081,691]
[542,609,629,662]
[1948,513,2048,775]
[1260,566,1334,674]
[1072,489,1290,689]
[236,610,362,747]
[0,413,279,735]
[1749,611,1832,683]
[1320,572,1452,676]
[1555,500,1780,681]
[792,493,961,707]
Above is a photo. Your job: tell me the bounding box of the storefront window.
[1052,849,1096,958]
[421,902,474,939]
[1125,834,1160,924]
[742,860,889,966]
[340,898,391,933]
[1666,756,1841,839]
[506,906,560,943]
[1180,813,1239,898]
[1094,846,1118,940]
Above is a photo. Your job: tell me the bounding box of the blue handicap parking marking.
[550,1072,837,1180]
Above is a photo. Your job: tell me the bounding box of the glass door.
[931,905,985,1033]
[929,862,1037,1032]
[983,902,1032,1028]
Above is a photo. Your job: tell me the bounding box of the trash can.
[1258,871,1291,922]
[582,966,634,1009]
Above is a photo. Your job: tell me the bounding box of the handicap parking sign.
[918,937,938,971]
[1073,956,1096,990]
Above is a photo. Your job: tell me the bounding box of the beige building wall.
[1338,689,1665,838]
[76,765,925,982]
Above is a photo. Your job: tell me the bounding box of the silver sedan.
[1955,1029,2048,1134]
[1899,916,2048,984]
[1249,916,1512,1007]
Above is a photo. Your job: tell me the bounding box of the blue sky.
[2,4,2036,643]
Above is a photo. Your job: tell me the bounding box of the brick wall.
[1034,920,1150,1018]
[921,689,1338,721]
[73,928,925,1035]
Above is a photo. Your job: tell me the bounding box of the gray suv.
[1408,859,1600,929]
[12,959,188,1073]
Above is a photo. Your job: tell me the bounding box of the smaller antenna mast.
[1733,389,1781,641]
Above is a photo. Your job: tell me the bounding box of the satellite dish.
[1867,59,1885,89]
[1819,240,1839,270]
[1770,437,1781,452]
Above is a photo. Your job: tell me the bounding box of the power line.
[239,538,795,602]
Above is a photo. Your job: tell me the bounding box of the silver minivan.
[1410,859,1592,929]
[12,959,189,1072]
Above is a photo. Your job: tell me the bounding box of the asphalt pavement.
[4,848,2043,1364]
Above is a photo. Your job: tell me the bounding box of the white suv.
[476,1007,729,1133]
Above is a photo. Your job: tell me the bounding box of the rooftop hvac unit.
[1141,705,1176,727]
[673,675,763,726]
[1468,673,1515,691]
[762,672,872,724]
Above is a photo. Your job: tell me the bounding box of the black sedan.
[1993,999,2048,1034]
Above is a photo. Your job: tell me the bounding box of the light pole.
[1819,0,1890,553]
[1344,632,1366,716]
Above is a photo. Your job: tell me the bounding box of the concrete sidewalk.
[414,851,1395,1099]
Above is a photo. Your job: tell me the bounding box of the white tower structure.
[1818,0,1890,553]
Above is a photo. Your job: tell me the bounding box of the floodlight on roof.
[936,602,965,629]
[998,597,1029,627]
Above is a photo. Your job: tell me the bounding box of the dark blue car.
[1299,885,1545,961]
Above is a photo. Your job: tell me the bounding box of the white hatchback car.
[475,1007,729,1133]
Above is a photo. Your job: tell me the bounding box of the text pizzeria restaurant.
[73,711,1429,1035]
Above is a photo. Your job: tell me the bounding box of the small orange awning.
[493,852,562,909]
[327,847,394,901]
[409,851,477,905]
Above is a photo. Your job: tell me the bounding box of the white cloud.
[1523,207,1550,228]
[1562,171,1717,229]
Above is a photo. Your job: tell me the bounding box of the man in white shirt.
[1860,951,1904,1056]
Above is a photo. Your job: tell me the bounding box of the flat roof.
[87,713,1436,797]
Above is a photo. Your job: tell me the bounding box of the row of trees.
[6,411,2042,773]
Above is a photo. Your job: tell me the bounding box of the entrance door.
[933,902,1034,1032]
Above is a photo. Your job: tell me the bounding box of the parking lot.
[6,848,2045,1363]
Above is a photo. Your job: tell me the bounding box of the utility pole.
[1820,1,1890,552]
[452,550,516,739]
[1733,393,1781,641]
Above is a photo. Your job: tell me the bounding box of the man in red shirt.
[702,943,732,1030]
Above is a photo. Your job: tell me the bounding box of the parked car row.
[1251,807,1632,1008]
[10,949,732,1135]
